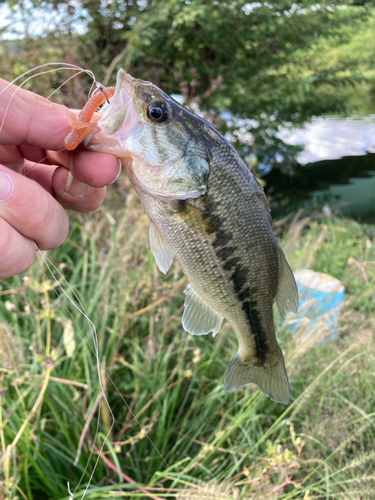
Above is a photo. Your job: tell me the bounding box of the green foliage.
[74,0,374,122]
[1,3,375,497]
[1,0,375,171]
[1,183,375,499]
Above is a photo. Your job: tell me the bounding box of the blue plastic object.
[290,269,345,341]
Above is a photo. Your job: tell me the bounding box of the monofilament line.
[37,247,168,498]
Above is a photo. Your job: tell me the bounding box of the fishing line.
[30,243,111,499]
[36,248,168,494]
[0,67,110,498]
[36,249,169,492]
[0,62,96,96]
[22,149,65,178]
[45,69,92,101]
[0,64,98,178]
[2,66,168,497]
[0,63,96,138]
[2,66,111,177]
[34,214,170,479]
[99,87,111,104]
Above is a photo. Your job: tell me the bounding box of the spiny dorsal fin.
[149,222,174,274]
[275,247,299,319]
[182,284,223,336]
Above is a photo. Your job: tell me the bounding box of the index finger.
[0,78,73,150]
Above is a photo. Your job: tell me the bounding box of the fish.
[79,69,299,404]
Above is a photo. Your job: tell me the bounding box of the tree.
[1,0,374,175]
[77,0,375,173]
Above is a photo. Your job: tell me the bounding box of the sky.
[0,1,87,40]
[0,3,15,39]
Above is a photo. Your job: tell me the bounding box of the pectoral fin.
[182,284,223,336]
[224,346,290,405]
[275,247,299,319]
[149,222,174,274]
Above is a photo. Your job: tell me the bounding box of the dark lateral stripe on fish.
[212,230,233,247]
[198,197,224,236]
[241,298,268,363]
[215,246,237,261]
[230,264,247,292]
[230,263,268,363]
[210,217,233,247]
[223,257,241,271]
[191,195,269,363]
[211,227,269,362]
[202,212,220,235]
[176,199,224,239]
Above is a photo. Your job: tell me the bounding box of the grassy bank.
[1,177,374,499]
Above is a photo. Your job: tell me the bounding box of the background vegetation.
[1,182,375,499]
[0,0,375,498]
[1,0,375,175]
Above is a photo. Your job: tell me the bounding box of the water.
[266,116,375,221]
[278,116,375,164]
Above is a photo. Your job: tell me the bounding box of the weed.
[1,184,374,499]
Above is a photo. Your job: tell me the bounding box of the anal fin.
[149,222,174,274]
[182,284,223,336]
[224,346,290,404]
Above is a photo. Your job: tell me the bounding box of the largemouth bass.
[84,70,299,404]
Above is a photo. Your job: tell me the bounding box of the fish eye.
[147,102,168,123]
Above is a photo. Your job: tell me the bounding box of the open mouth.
[84,70,136,155]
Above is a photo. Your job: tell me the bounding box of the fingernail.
[0,171,14,202]
[65,172,91,197]
[110,158,123,185]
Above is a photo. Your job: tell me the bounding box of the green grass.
[1,180,375,499]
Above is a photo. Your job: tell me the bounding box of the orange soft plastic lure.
[64,86,116,150]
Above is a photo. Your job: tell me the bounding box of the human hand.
[0,78,121,279]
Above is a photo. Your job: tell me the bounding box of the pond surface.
[266,116,375,221]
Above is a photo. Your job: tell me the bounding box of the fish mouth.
[85,69,209,202]
[84,69,137,154]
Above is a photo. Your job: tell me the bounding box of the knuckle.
[60,187,105,213]
[29,201,51,232]
[30,195,69,249]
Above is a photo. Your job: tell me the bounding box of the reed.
[0,180,374,499]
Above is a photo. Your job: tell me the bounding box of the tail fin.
[223,346,290,404]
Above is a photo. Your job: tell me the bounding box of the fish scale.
[85,69,299,404]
